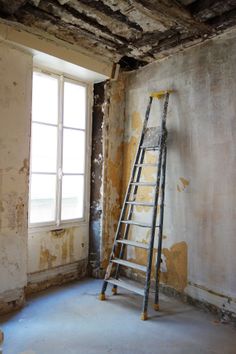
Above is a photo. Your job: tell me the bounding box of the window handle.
[58,168,62,179]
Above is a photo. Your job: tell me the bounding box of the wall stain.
[161,241,188,291]
[131,111,142,131]
[19,158,29,175]
[107,144,123,189]
[51,229,66,239]
[16,197,24,231]
[40,246,57,269]
[177,177,190,192]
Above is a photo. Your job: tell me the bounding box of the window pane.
[32,72,58,124]
[31,123,57,173]
[61,175,84,220]
[30,174,56,223]
[63,129,85,173]
[63,82,86,129]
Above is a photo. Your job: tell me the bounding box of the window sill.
[28,220,89,234]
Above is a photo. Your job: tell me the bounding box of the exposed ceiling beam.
[134,0,212,33]
[189,0,236,21]
[0,0,28,15]
[0,19,114,77]
[101,0,211,34]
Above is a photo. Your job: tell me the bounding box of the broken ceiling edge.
[0,18,113,78]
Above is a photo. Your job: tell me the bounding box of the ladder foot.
[153,303,160,311]
[99,293,106,301]
[112,287,117,295]
[140,311,148,321]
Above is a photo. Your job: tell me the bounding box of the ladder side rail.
[113,148,146,282]
[113,97,154,281]
[142,93,170,317]
[102,97,153,284]
[154,144,167,308]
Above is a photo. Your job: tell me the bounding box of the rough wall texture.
[89,82,105,277]
[0,42,32,313]
[28,225,88,281]
[100,77,126,269]
[0,40,89,314]
[120,28,236,315]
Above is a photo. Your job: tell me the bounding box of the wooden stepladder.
[99,90,172,320]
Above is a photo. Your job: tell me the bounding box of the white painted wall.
[123,29,236,314]
[0,42,32,296]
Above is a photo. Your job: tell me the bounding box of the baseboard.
[0,288,25,315]
[123,270,236,324]
[26,258,88,295]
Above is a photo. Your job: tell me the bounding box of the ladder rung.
[106,278,145,296]
[121,220,152,228]
[126,201,155,207]
[131,182,156,186]
[140,146,160,150]
[112,258,147,272]
[121,220,160,228]
[116,239,149,249]
[135,163,158,167]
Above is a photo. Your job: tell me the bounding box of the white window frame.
[29,68,92,231]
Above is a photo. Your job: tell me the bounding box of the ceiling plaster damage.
[0,0,236,70]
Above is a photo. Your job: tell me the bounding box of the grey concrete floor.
[0,278,235,354]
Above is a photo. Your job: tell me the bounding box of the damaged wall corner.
[89,74,126,277]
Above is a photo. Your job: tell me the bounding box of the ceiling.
[0,0,236,70]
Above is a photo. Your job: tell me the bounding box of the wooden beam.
[133,0,212,33]
[188,0,236,21]
[0,0,28,14]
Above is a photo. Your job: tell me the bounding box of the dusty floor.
[0,278,235,354]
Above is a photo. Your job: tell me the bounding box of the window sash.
[29,71,87,228]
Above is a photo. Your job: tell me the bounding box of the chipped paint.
[161,242,188,291]
[18,158,29,175]
[101,77,126,268]
[40,246,57,269]
[0,42,31,313]
[177,177,190,192]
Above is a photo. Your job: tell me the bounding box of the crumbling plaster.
[0,41,32,312]
[0,39,90,314]
[100,28,236,316]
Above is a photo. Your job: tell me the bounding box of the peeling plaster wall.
[101,78,126,269]
[0,42,32,312]
[120,29,236,314]
[0,39,89,313]
[27,226,88,293]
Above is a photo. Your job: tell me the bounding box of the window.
[29,70,87,227]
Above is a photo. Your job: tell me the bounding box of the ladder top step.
[116,239,149,249]
[131,182,156,186]
[150,90,173,99]
[112,258,147,272]
[106,277,145,296]
[126,201,155,207]
[121,220,152,228]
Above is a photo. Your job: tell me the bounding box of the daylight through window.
[29,71,87,226]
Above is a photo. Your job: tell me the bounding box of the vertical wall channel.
[89,81,106,277]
